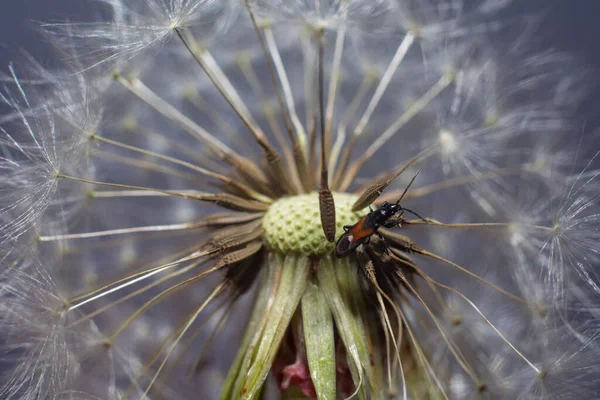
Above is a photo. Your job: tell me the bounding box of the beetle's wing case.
[334,216,374,258]
[335,234,355,257]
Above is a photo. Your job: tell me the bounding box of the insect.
[335,174,423,258]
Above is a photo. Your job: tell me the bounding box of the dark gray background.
[1,1,600,122]
[0,0,92,68]
[2,1,600,67]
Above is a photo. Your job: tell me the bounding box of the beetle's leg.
[383,215,404,229]
[375,232,393,255]
[383,220,398,229]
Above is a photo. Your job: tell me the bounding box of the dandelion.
[1,0,600,399]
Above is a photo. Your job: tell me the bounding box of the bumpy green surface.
[262,192,368,256]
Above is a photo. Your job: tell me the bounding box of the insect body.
[335,173,423,258]
[335,202,404,257]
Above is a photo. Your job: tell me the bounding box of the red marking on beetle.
[335,215,375,257]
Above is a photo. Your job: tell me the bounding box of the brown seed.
[212,227,265,254]
[224,249,264,296]
[214,241,263,270]
[208,219,264,244]
[225,154,270,189]
[352,181,387,211]
[199,212,263,227]
[362,259,377,284]
[263,143,295,195]
[319,188,336,242]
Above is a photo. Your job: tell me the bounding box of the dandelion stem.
[325,26,346,144]
[242,3,311,194]
[379,165,540,202]
[367,74,453,159]
[124,294,231,398]
[413,247,532,305]
[69,244,202,299]
[117,75,269,190]
[426,276,541,373]
[92,134,272,203]
[406,219,555,233]
[236,54,265,99]
[110,266,226,341]
[187,299,234,378]
[68,251,208,310]
[114,74,232,159]
[175,29,271,149]
[243,1,303,149]
[314,27,336,242]
[263,27,307,150]
[58,174,269,211]
[57,174,186,195]
[141,283,225,399]
[306,41,319,165]
[341,74,452,190]
[381,279,450,399]
[200,50,261,128]
[236,55,297,178]
[61,230,207,256]
[184,91,251,157]
[56,174,208,201]
[68,258,210,328]
[91,149,201,182]
[125,121,229,174]
[358,254,407,400]
[39,221,208,242]
[330,72,377,188]
[375,292,408,400]
[89,190,200,198]
[352,33,415,138]
[318,29,328,183]
[396,271,483,387]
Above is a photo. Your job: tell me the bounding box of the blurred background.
[2,1,600,67]
[0,2,599,397]
[1,1,600,124]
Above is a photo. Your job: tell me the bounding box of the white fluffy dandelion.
[1,0,600,399]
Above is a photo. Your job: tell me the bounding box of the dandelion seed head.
[262,192,365,255]
[0,64,96,244]
[0,250,94,399]
[438,129,459,155]
[42,0,237,72]
[2,0,600,399]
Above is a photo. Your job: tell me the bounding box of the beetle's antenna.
[402,208,427,223]
[395,169,421,206]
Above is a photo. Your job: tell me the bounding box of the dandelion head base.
[262,192,366,256]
